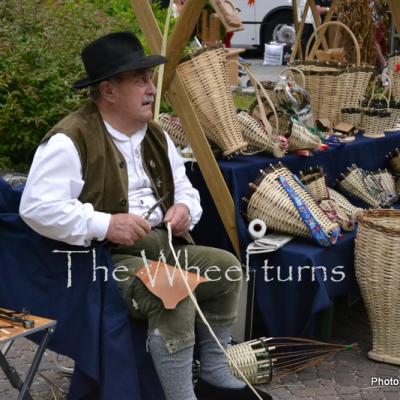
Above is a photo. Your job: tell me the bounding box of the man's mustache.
[142,96,155,105]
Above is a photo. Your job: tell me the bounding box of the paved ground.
[1,300,399,399]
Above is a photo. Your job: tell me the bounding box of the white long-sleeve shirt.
[19,122,202,246]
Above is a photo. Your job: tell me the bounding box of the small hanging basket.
[355,210,400,365]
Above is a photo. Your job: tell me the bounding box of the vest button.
[120,199,127,207]
[119,160,125,168]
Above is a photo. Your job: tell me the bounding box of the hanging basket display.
[177,45,247,157]
[355,210,400,365]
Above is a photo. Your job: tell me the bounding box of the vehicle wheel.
[260,10,313,52]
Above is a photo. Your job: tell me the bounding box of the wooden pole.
[130,0,241,257]
[388,0,400,40]
[291,0,304,60]
[290,0,310,62]
[308,0,339,60]
[307,0,329,51]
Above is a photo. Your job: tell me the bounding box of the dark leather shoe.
[194,378,273,400]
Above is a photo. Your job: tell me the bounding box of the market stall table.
[188,131,400,337]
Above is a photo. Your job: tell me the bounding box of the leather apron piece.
[135,261,208,309]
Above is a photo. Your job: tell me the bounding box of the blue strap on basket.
[278,175,340,247]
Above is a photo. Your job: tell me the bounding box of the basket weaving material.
[387,148,400,176]
[365,170,398,206]
[287,119,322,151]
[328,188,364,219]
[159,114,189,148]
[245,164,339,245]
[396,178,400,196]
[237,111,287,158]
[177,46,247,157]
[291,21,373,125]
[340,108,362,128]
[388,53,400,101]
[355,210,400,365]
[337,166,381,208]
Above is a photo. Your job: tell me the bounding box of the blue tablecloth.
[189,131,400,337]
[0,179,165,400]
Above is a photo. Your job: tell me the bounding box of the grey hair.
[88,75,122,101]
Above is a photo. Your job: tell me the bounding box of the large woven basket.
[159,114,189,148]
[177,46,247,157]
[237,111,287,158]
[388,53,400,101]
[290,21,373,126]
[355,210,400,365]
[245,163,340,246]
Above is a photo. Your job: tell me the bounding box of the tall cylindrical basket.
[355,210,400,365]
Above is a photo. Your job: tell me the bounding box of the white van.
[231,0,313,49]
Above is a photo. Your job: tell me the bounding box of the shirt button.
[120,199,127,207]
[119,160,125,168]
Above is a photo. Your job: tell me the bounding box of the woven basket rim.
[180,44,224,64]
[357,210,400,235]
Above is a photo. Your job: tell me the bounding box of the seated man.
[20,31,271,400]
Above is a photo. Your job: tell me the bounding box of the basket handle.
[279,67,306,88]
[367,74,391,110]
[238,62,280,136]
[305,21,361,66]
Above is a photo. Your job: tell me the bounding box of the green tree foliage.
[0,0,167,171]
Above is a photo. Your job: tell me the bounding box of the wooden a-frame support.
[130,0,240,257]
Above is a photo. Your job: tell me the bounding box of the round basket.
[355,210,400,365]
[237,111,287,158]
[159,114,189,148]
[245,164,339,246]
[177,46,247,157]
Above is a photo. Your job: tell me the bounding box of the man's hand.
[106,213,151,246]
[164,203,191,237]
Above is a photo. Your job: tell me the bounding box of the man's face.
[111,69,156,124]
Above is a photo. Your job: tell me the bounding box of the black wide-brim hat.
[73,31,166,89]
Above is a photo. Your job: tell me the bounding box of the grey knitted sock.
[148,330,197,400]
[197,323,246,389]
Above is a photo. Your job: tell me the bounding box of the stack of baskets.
[355,210,400,365]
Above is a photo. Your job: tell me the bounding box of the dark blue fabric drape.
[0,178,164,400]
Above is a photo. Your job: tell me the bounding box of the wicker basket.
[245,163,340,246]
[327,188,364,219]
[388,53,400,101]
[287,119,322,151]
[337,165,381,208]
[300,167,355,231]
[237,111,287,158]
[355,210,400,365]
[340,108,362,129]
[387,148,400,176]
[177,46,247,157]
[291,21,373,126]
[366,170,398,206]
[159,114,189,148]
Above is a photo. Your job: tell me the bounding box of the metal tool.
[141,192,170,220]
[0,309,35,329]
